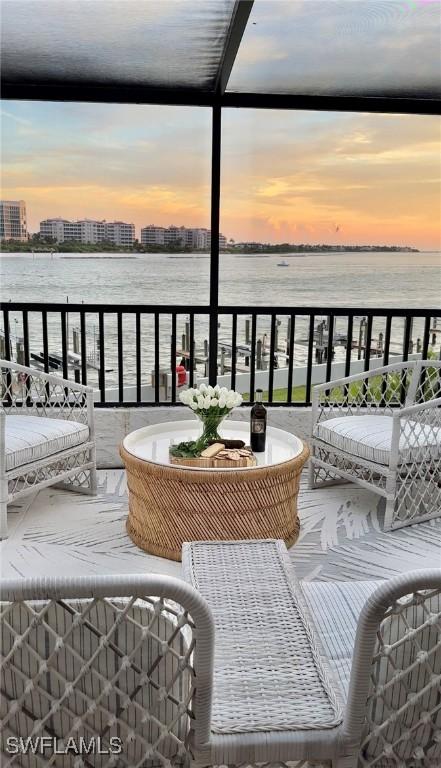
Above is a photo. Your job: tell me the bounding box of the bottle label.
[251,419,265,434]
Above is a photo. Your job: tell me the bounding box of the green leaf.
[169,441,201,458]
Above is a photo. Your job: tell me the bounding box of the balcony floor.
[2,469,440,582]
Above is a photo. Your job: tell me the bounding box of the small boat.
[277,260,289,267]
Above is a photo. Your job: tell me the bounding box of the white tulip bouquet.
[179,383,243,412]
[171,384,243,458]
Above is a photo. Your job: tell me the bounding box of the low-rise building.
[0,200,27,241]
[103,221,135,247]
[39,218,135,246]
[140,224,227,249]
[140,225,165,246]
[164,225,187,247]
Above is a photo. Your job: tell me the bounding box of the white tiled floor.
[2,469,440,581]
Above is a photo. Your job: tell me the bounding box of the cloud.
[1,102,440,249]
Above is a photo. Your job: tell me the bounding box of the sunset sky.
[1,0,440,250]
[1,101,440,250]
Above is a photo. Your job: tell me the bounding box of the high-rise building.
[39,218,135,246]
[140,224,227,249]
[0,200,27,241]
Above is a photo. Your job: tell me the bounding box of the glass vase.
[196,411,226,451]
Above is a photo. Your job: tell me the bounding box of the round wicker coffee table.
[120,420,309,561]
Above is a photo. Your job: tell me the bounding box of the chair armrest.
[392,397,441,464]
[341,570,441,750]
[398,395,441,418]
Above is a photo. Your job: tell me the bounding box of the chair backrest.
[342,570,441,766]
[0,359,90,423]
[0,574,214,767]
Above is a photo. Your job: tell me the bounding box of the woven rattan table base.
[121,441,309,561]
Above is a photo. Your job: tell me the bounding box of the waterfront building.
[164,225,187,247]
[103,221,135,247]
[140,225,165,245]
[77,219,106,243]
[233,241,265,250]
[140,224,227,249]
[40,217,75,242]
[0,200,27,241]
[39,217,135,246]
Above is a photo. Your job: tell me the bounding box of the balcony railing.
[1,303,440,407]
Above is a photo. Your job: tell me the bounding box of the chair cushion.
[314,414,441,465]
[300,579,382,698]
[5,415,89,472]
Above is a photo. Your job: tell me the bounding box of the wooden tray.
[170,453,257,469]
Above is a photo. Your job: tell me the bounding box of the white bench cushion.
[5,415,89,472]
[314,414,441,465]
[300,580,381,697]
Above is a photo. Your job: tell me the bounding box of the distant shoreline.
[0,247,426,258]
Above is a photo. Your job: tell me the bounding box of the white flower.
[182,384,241,413]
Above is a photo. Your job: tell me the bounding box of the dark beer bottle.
[250,389,267,452]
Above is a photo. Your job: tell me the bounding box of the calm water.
[1,251,440,393]
[1,250,440,307]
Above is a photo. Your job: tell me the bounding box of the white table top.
[123,419,304,471]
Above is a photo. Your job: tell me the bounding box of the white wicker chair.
[1,544,440,768]
[0,359,97,539]
[0,573,214,768]
[301,569,441,768]
[183,539,441,768]
[309,359,441,530]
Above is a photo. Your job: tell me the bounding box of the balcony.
[1,300,440,582]
[1,0,441,763]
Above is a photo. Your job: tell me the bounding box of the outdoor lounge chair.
[2,541,439,767]
[0,573,213,767]
[309,359,441,530]
[0,359,97,538]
